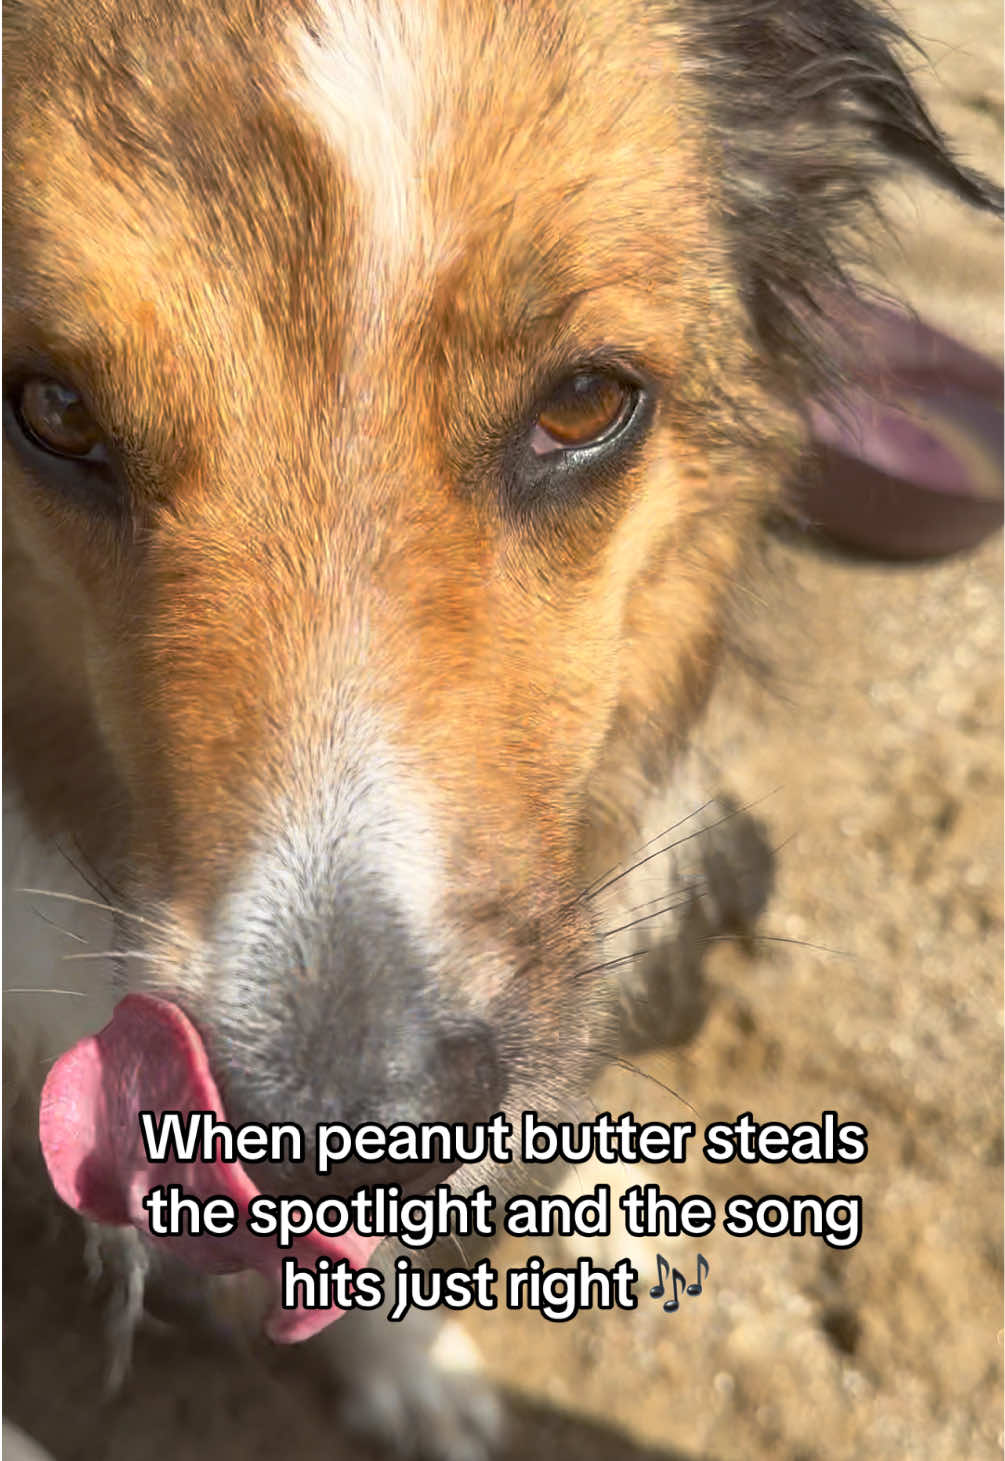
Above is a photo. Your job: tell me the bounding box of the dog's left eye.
[530,372,637,456]
[11,378,109,462]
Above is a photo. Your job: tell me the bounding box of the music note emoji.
[650,1255,688,1312]
[664,1268,688,1312]
[686,1253,709,1297]
[649,1253,671,1301]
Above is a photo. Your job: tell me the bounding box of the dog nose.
[208,922,507,1199]
[221,1015,505,1198]
[201,863,513,1198]
[326,1020,506,1197]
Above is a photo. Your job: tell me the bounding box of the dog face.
[5,0,772,1149]
[4,0,999,1291]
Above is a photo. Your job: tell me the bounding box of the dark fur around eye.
[3,392,124,516]
[503,379,650,520]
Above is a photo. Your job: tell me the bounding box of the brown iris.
[531,372,634,455]
[16,378,105,459]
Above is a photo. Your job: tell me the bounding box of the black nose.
[325,1020,506,1197]
[219,1014,505,1198]
[206,888,507,1198]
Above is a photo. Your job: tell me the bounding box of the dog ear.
[684,0,1003,385]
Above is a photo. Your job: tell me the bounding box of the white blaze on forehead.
[287,0,440,273]
[210,724,451,974]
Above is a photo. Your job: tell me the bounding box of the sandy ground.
[5,4,1002,1459]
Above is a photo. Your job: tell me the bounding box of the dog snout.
[204,889,507,1196]
[321,1020,506,1198]
[219,1012,505,1198]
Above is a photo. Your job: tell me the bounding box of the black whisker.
[618,873,711,918]
[579,797,718,901]
[704,933,853,958]
[576,947,657,979]
[600,887,705,940]
[27,906,88,944]
[612,1057,698,1116]
[55,840,116,904]
[587,788,782,902]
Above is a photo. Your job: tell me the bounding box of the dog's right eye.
[10,378,109,463]
[530,373,636,455]
[503,364,649,517]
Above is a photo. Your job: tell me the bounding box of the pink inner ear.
[39,993,382,1343]
[809,389,998,500]
[798,294,1003,559]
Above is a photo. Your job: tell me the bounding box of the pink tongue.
[39,993,381,1342]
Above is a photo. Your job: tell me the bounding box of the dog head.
[4,0,999,1326]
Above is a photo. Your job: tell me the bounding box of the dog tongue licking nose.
[39,993,381,1343]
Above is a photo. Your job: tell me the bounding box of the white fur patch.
[428,1318,487,1376]
[210,727,450,977]
[287,0,439,275]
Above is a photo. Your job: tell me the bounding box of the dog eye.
[530,372,637,455]
[11,378,108,462]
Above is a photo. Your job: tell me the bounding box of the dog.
[4,0,1000,1456]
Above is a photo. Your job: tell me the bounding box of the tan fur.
[4,0,784,932]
